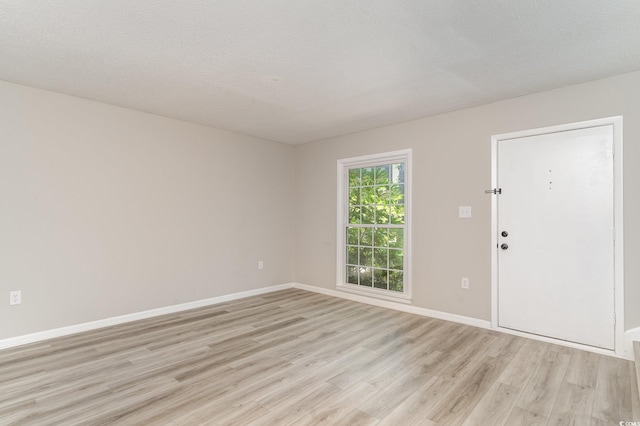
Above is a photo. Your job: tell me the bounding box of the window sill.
[336,283,412,304]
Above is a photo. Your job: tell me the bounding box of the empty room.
[1,1,640,425]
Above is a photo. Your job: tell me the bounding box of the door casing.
[490,116,624,357]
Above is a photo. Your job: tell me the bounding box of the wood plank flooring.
[0,289,637,425]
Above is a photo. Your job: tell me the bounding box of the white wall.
[294,70,640,330]
[0,80,295,340]
[3,69,639,343]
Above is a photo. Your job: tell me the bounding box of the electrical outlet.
[9,291,21,305]
[461,277,469,289]
[258,261,264,270]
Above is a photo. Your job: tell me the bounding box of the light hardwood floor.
[1,289,638,425]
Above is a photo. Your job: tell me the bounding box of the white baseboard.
[292,283,639,359]
[0,283,293,351]
[9,281,628,360]
[625,326,640,360]
[0,281,492,352]
[291,282,491,330]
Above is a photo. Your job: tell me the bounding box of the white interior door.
[497,124,615,350]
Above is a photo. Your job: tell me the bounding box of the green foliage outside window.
[345,163,405,292]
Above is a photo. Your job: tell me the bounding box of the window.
[337,150,411,301]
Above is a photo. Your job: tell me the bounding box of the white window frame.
[336,149,412,303]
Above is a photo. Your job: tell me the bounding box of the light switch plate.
[459,206,472,218]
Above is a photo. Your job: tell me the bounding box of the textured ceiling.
[1,1,640,144]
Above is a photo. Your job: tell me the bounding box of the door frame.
[490,116,624,356]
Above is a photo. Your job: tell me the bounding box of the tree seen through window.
[345,163,405,292]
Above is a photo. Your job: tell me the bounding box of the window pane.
[359,267,372,287]
[390,184,404,204]
[375,165,390,185]
[388,228,403,248]
[349,206,361,224]
[359,247,372,266]
[390,205,404,224]
[347,246,358,265]
[391,163,404,184]
[361,167,374,186]
[375,185,390,204]
[361,186,374,205]
[374,227,388,247]
[349,187,360,206]
[349,169,361,187]
[347,227,359,245]
[374,248,388,268]
[373,269,388,289]
[346,266,358,284]
[389,249,403,270]
[389,271,403,292]
[374,206,390,224]
[361,206,375,224]
[360,228,373,246]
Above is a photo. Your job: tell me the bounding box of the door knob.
[501,243,509,250]
[501,231,508,237]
